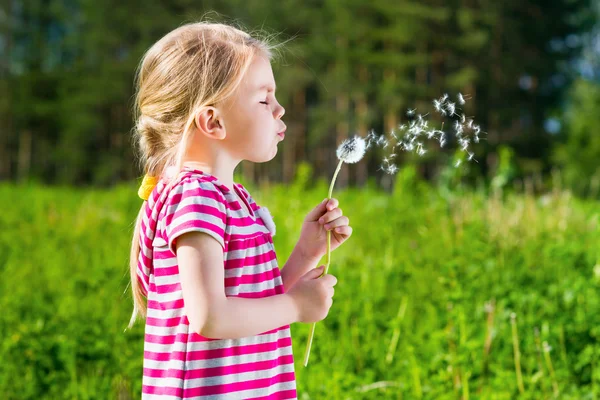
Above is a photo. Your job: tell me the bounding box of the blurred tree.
[1,0,595,187]
[554,79,600,196]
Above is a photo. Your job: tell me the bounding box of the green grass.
[2,166,600,399]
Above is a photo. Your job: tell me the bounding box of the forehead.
[241,55,276,92]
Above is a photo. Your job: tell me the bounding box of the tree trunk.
[0,0,13,180]
[355,66,369,188]
[17,130,32,182]
[282,89,306,184]
[335,93,349,188]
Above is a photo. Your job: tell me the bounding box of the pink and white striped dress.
[137,166,297,399]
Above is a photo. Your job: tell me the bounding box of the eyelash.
[260,101,269,105]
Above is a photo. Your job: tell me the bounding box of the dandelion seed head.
[441,93,449,102]
[336,136,367,164]
[457,93,466,105]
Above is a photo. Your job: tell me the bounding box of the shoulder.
[167,172,229,206]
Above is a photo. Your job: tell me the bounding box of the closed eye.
[260,101,269,105]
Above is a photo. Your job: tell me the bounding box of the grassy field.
[1,166,600,399]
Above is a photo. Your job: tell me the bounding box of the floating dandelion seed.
[446,101,456,116]
[454,120,463,136]
[305,135,366,366]
[370,92,484,177]
[387,164,399,174]
[433,99,444,114]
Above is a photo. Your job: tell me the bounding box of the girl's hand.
[287,265,337,323]
[297,198,353,260]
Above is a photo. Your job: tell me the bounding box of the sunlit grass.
[1,165,600,399]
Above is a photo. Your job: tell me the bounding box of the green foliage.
[1,0,594,185]
[2,179,600,398]
[554,79,600,197]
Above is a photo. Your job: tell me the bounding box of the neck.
[181,158,239,191]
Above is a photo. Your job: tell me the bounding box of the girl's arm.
[279,245,321,292]
[176,232,299,339]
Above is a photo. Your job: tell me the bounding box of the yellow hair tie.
[138,174,159,201]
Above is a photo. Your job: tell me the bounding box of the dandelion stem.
[543,341,560,397]
[303,159,344,367]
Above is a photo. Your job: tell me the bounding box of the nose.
[276,104,285,119]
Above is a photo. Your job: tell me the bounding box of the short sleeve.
[164,178,228,254]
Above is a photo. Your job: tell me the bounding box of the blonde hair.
[128,21,280,328]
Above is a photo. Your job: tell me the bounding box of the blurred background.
[1,0,600,399]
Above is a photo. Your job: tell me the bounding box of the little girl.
[128,22,353,399]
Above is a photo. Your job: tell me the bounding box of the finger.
[323,216,349,231]
[304,265,325,280]
[321,274,338,287]
[304,198,329,222]
[325,198,339,211]
[319,208,343,225]
[333,225,353,237]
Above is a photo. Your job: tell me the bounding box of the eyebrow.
[258,83,277,92]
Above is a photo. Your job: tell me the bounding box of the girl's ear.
[194,107,225,140]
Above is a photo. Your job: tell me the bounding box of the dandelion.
[406,108,416,116]
[457,93,466,105]
[304,135,366,367]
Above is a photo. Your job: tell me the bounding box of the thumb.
[304,198,328,222]
[302,265,325,280]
